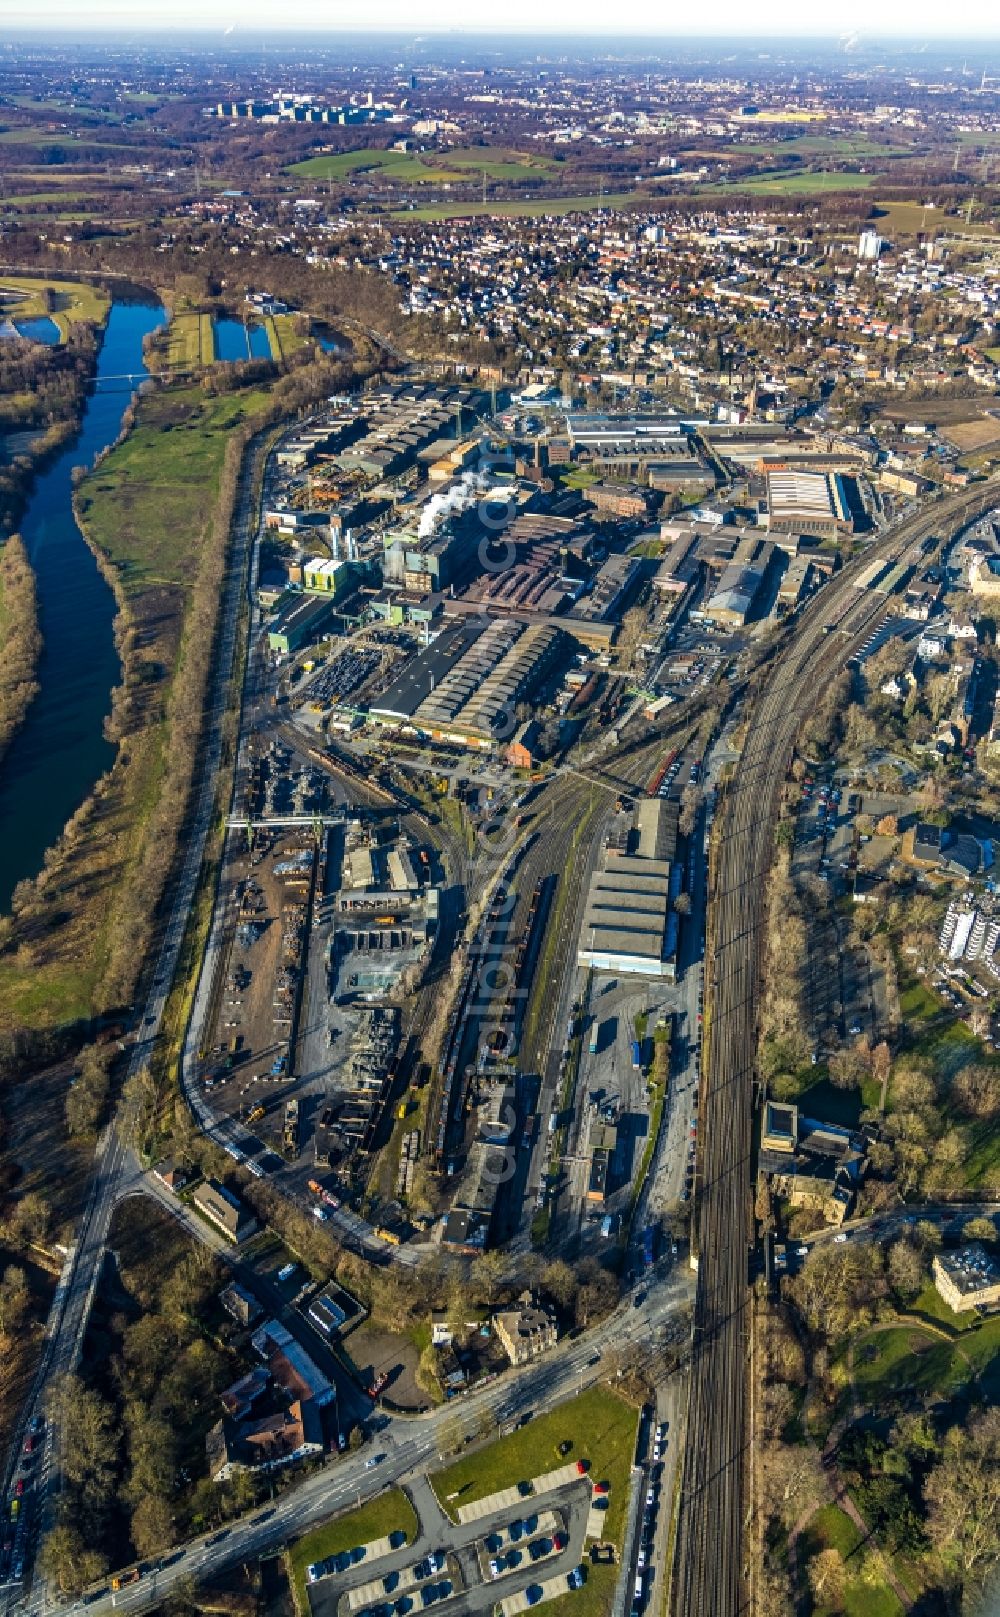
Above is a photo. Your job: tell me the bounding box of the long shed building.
[577,799,679,978]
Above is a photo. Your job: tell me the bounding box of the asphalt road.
[45,1269,693,1617]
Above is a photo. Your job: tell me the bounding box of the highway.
[670,481,1000,1617]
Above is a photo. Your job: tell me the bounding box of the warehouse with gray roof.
[577,799,679,978]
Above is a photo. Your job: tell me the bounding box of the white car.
[796,1245,809,1257]
[834,1233,848,1244]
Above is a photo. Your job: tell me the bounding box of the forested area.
[38,1202,238,1594]
[759,1236,1000,1616]
[0,325,99,533]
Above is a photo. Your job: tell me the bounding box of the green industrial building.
[267,594,333,655]
[303,558,354,596]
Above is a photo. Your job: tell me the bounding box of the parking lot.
[305,1483,594,1617]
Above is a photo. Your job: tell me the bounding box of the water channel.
[0,291,165,910]
[213,316,272,362]
[0,315,62,346]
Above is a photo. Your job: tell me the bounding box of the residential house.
[493,1292,559,1366]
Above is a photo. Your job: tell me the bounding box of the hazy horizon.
[9,5,1000,41]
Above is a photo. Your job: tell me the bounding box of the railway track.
[671,483,998,1617]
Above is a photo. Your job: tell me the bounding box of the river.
[0,292,165,911]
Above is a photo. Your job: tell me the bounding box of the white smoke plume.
[417,471,505,539]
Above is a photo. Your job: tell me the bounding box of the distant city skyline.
[15,1,1000,39]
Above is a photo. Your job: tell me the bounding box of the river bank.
[0,296,166,910]
[0,308,106,537]
[0,535,41,769]
[0,306,373,1036]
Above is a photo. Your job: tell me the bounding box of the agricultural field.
[432,145,556,180]
[289,144,554,186]
[736,134,912,159]
[712,168,878,195]
[290,148,464,183]
[1,190,93,206]
[941,416,1000,454]
[393,190,642,222]
[0,129,135,151]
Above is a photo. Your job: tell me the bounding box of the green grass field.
[0,129,135,150]
[265,312,308,360]
[897,979,942,1024]
[0,380,270,1030]
[868,199,1000,239]
[560,466,601,489]
[852,1326,967,1406]
[162,310,214,369]
[911,1281,972,1333]
[431,1385,638,1548]
[432,146,555,180]
[800,1503,903,1617]
[290,144,553,185]
[10,94,125,124]
[287,1490,419,1605]
[79,384,270,592]
[3,190,92,206]
[739,134,911,158]
[712,168,878,195]
[0,273,108,340]
[290,148,464,184]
